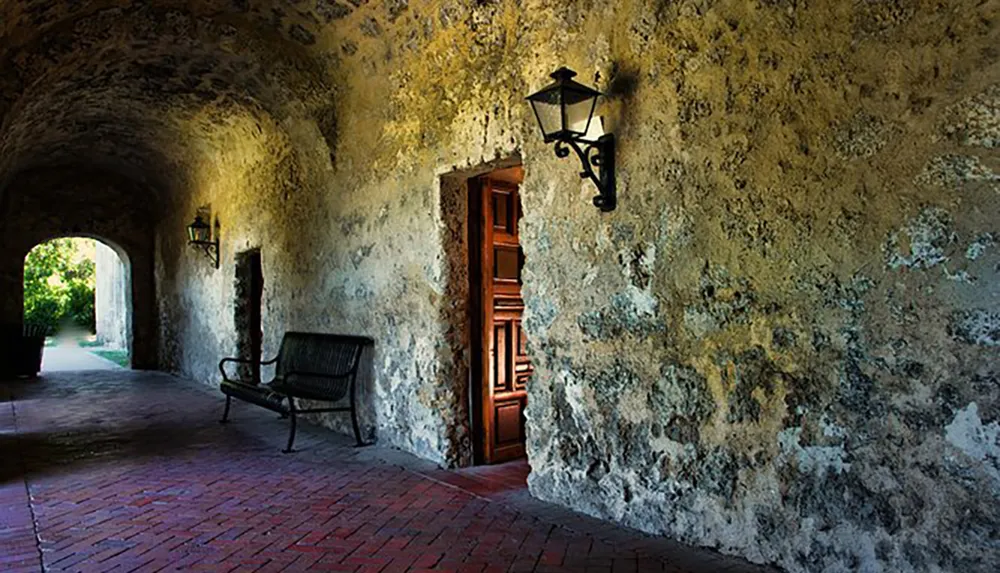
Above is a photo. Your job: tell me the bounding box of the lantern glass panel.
[563,87,597,137]
[188,218,211,243]
[529,89,563,141]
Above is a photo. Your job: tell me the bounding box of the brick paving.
[1,370,779,573]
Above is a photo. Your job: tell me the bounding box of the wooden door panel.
[514,320,532,392]
[491,186,517,239]
[494,399,525,444]
[475,174,530,464]
[492,321,510,393]
[493,246,521,282]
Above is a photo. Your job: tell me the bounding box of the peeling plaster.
[945,402,1000,485]
[884,208,956,271]
[777,424,850,479]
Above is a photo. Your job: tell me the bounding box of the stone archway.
[0,169,158,369]
[22,235,134,370]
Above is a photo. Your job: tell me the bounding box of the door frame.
[469,176,487,464]
[468,171,528,465]
[234,248,263,384]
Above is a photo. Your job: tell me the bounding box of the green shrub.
[23,239,96,332]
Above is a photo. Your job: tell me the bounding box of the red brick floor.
[1,370,780,573]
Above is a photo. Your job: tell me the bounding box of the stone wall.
[171,2,1000,568]
[150,2,1000,569]
[95,242,129,350]
[0,1,998,571]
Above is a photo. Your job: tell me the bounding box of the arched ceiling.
[0,0,360,202]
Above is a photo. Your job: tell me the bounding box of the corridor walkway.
[0,371,778,573]
[41,346,121,372]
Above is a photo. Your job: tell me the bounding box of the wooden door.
[471,172,531,464]
[235,250,264,383]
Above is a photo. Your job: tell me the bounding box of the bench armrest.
[219,356,278,383]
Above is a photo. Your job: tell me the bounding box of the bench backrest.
[276,332,373,376]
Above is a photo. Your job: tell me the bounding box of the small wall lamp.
[527,67,616,212]
[187,215,219,269]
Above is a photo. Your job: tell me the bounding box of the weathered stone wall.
[95,242,129,350]
[271,2,1000,570]
[1,0,998,571]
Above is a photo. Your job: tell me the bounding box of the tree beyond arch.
[23,238,96,332]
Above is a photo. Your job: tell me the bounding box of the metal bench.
[218,332,373,453]
[1,323,50,378]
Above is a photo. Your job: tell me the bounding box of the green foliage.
[23,239,96,332]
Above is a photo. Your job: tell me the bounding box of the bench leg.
[283,398,297,454]
[220,395,232,424]
[350,382,364,447]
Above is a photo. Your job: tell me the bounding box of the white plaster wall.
[95,241,127,349]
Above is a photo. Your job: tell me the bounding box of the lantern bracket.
[553,133,616,212]
[191,239,219,269]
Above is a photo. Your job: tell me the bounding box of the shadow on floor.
[0,421,220,484]
[0,373,281,485]
[1,377,80,401]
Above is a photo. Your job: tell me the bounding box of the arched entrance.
[0,168,158,372]
[22,236,133,372]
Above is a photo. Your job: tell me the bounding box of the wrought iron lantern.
[187,215,219,268]
[527,67,616,211]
